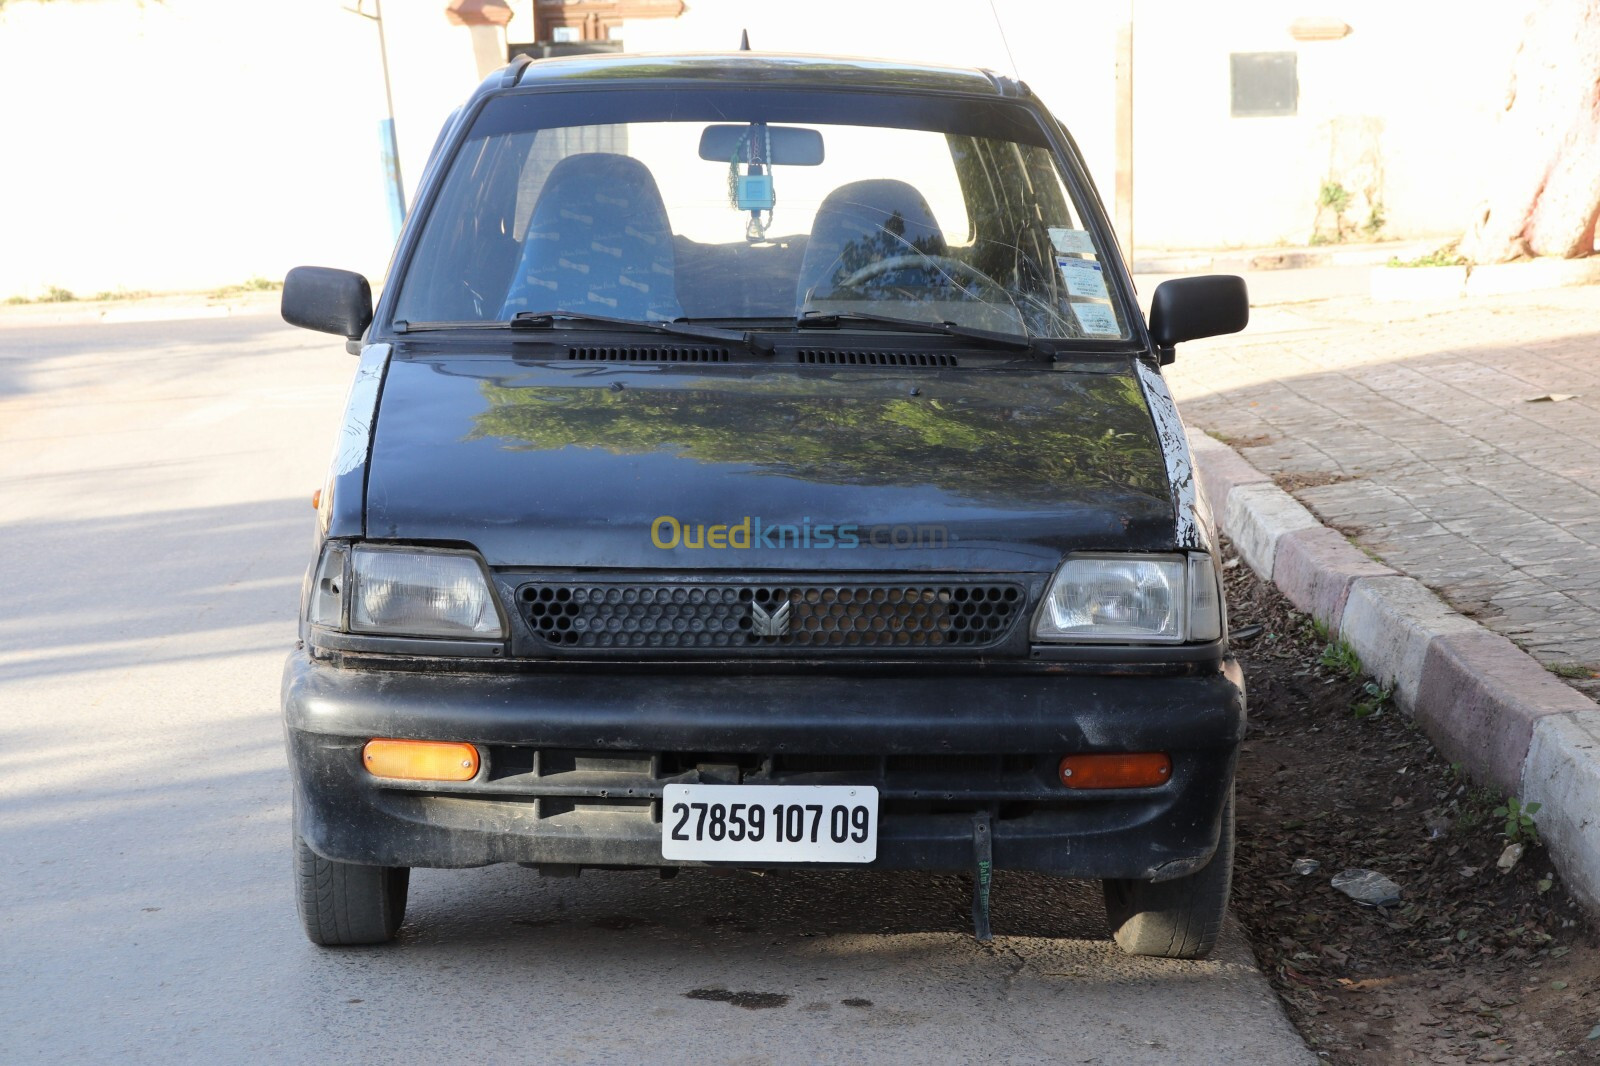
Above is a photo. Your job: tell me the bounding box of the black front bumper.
[283,650,1244,880]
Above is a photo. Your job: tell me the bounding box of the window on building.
[1230,52,1297,118]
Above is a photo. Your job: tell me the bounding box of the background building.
[0,0,1534,299]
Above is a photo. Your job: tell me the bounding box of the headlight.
[1032,553,1222,644]
[306,542,505,639]
[350,546,505,638]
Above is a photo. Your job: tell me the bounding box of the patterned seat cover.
[500,153,682,321]
[794,179,948,305]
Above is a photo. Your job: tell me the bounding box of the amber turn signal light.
[363,739,480,781]
[310,489,322,510]
[1059,752,1172,789]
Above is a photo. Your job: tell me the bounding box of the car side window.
[399,133,531,322]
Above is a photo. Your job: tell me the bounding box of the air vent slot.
[796,349,958,367]
[566,345,730,363]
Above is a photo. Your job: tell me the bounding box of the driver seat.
[795,179,948,307]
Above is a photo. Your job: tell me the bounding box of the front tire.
[1102,789,1234,959]
[294,836,410,946]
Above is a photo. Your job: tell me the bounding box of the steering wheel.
[840,254,1008,296]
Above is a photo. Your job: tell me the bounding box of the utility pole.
[347,0,406,241]
[1113,0,1133,263]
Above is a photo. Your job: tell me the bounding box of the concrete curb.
[1368,256,1600,302]
[1191,431,1600,913]
[1524,712,1600,913]
[1132,239,1438,276]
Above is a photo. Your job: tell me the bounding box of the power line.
[986,0,1019,80]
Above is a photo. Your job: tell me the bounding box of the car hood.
[363,350,1178,572]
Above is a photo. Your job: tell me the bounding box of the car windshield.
[391,87,1129,341]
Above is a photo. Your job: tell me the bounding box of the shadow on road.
[0,496,309,682]
[0,311,300,402]
[405,863,1111,945]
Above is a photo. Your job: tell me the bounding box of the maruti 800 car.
[280,51,1250,957]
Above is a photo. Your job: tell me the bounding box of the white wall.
[624,0,1524,250]
[0,0,1537,300]
[0,0,495,300]
[619,0,1121,211]
[1128,0,1525,248]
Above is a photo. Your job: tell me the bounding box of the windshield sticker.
[1056,257,1110,300]
[1071,301,1120,336]
[1048,227,1097,254]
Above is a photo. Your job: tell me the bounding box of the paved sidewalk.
[1167,285,1600,700]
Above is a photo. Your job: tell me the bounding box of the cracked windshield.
[394,93,1127,340]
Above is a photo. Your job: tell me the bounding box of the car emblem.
[749,600,792,637]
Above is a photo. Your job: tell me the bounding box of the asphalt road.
[0,309,1314,1065]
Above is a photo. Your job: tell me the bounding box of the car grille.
[476,747,1052,806]
[516,578,1027,654]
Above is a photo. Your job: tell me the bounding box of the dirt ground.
[1224,538,1600,1064]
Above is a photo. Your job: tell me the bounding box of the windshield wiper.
[795,311,1036,353]
[510,310,770,350]
[396,311,771,350]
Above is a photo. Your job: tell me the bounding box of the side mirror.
[282,266,373,342]
[1148,275,1249,363]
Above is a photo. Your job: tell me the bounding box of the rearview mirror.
[698,124,825,165]
[1148,275,1249,363]
[282,266,373,342]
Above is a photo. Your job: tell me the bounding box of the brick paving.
[1166,285,1600,700]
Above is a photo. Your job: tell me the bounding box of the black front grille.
[517,578,1026,654]
[796,349,958,367]
[479,747,1050,803]
[566,345,730,362]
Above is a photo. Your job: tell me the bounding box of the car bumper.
[283,650,1245,879]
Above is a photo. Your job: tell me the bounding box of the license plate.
[660,784,878,863]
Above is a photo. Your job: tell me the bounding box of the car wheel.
[1101,788,1234,960]
[294,835,410,946]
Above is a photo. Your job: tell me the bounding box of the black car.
[280,51,1249,958]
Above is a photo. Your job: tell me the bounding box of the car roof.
[507,51,1025,98]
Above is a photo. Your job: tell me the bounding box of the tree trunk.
[1461,0,1600,263]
